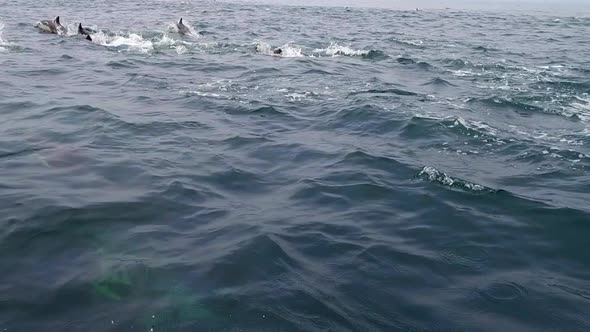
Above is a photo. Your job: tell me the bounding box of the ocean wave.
[442,58,472,69]
[396,57,416,65]
[473,95,590,122]
[326,150,412,178]
[473,96,546,114]
[538,80,590,92]
[388,37,425,48]
[292,178,398,208]
[418,166,494,192]
[106,59,139,69]
[348,88,418,97]
[515,147,589,165]
[422,77,457,87]
[567,95,590,122]
[396,57,434,70]
[445,117,499,137]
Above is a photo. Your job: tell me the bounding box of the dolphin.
[78,23,95,35]
[176,18,190,35]
[35,16,65,35]
[273,48,283,55]
[78,23,93,41]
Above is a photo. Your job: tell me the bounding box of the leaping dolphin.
[35,16,65,35]
[176,18,190,35]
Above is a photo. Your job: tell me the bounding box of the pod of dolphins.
[35,16,192,41]
[34,16,285,54]
[35,16,94,40]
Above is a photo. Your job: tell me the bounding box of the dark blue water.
[1,1,590,331]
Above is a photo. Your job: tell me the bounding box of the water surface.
[1,1,590,331]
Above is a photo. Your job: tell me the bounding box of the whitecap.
[419,166,489,192]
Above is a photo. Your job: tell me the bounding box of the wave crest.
[418,166,493,192]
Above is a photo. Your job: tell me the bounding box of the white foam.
[279,43,303,57]
[64,22,80,36]
[313,43,369,57]
[182,90,221,98]
[90,31,154,53]
[400,39,424,47]
[197,41,220,49]
[286,91,315,102]
[174,45,188,55]
[155,33,175,47]
[419,166,455,186]
[0,22,11,52]
[255,40,302,57]
[452,70,481,77]
[419,166,486,191]
[0,22,5,52]
[155,33,192,51]
[568,95,590,122]
[255,40,272,54]
[454,117,499,136]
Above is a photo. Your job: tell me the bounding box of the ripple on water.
[479,281,529,304]
[440,242,491,272]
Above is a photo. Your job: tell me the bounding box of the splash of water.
[0,22,9,52]
[255,40,303,57]
[168,20,199,38]
[313,43,370,57]
[90,31,154,53]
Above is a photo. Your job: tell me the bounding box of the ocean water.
[1,0,590,331]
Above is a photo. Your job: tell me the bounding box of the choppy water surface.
[1,1,590,331]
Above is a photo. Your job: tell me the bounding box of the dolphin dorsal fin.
[86,35,92,41]
[179,18,183,24]
[55,16,60,24]
[78,23,83,33]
